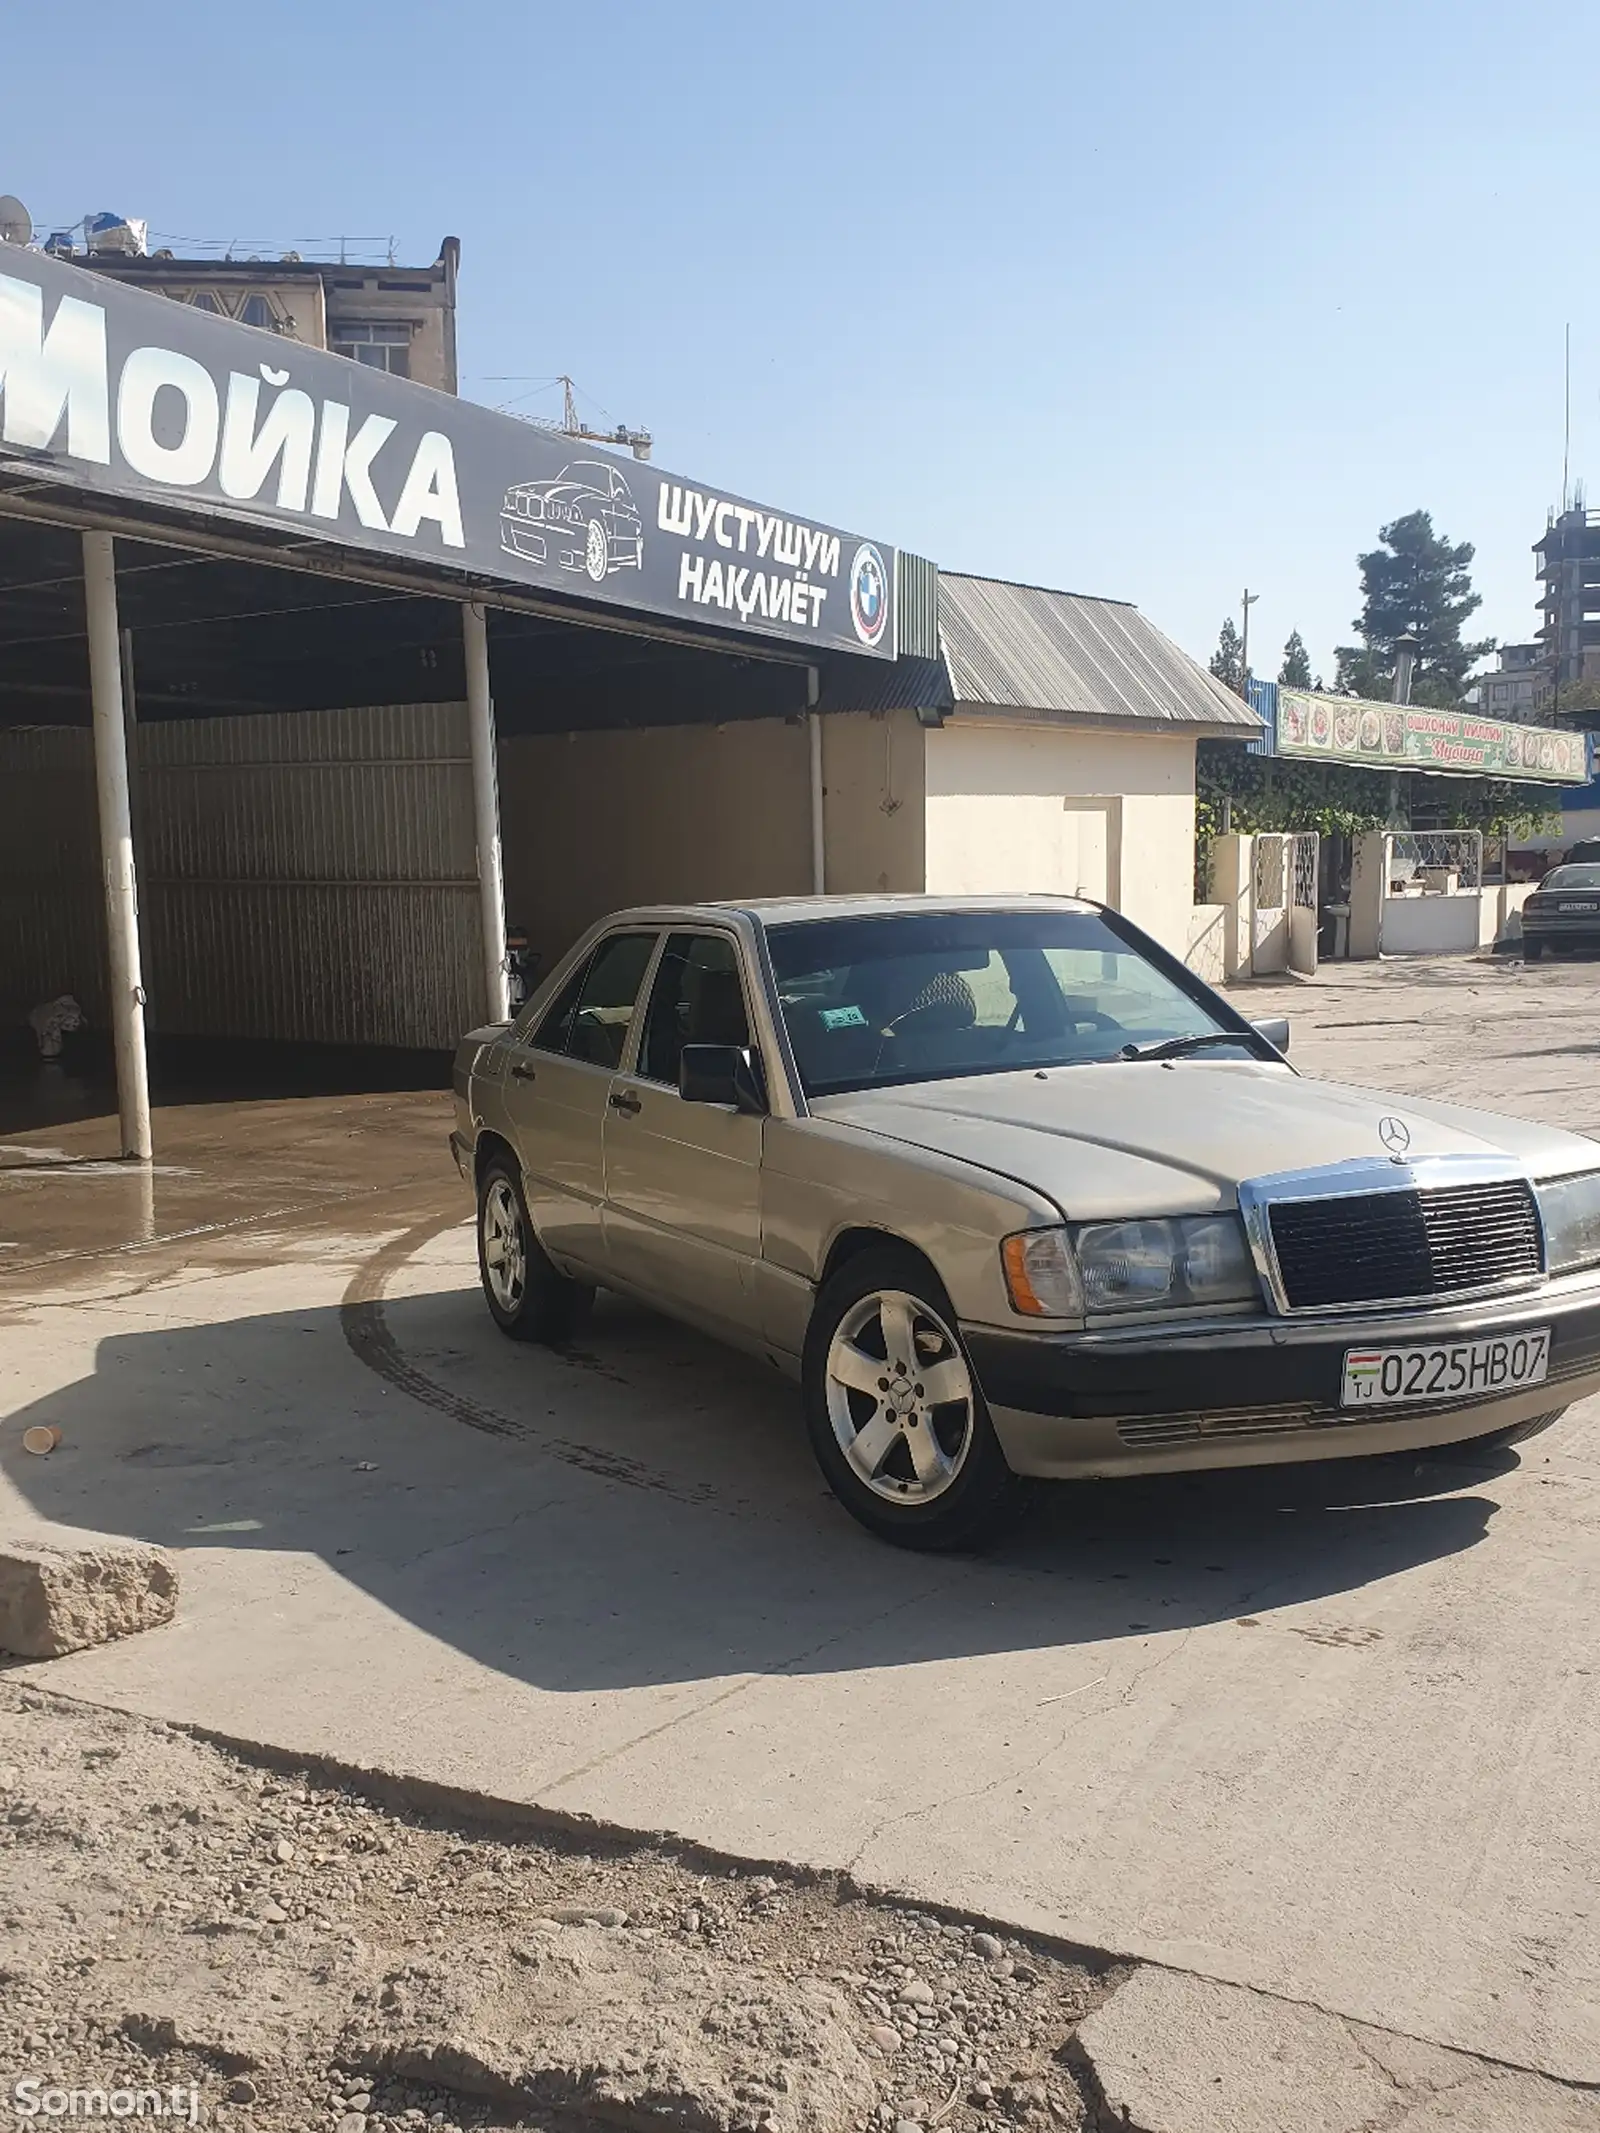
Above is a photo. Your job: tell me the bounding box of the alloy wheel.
[481,1178,527,1313]
[824,1288,975,1504]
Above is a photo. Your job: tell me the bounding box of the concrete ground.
[5,955,1600,2105]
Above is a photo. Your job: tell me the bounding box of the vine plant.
[1194,744,1562,899]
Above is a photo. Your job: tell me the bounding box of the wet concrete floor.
[0,1037,458,1284]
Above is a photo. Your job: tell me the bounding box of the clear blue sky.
[12,0,1596,682]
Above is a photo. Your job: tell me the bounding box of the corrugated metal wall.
[0,702,483,1050]
[0,725,106,1025]
[896,552,941,662]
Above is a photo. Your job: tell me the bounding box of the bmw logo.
[850,543,890,648]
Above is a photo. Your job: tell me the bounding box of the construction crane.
[484,373,653,459]
[533,375,652,462]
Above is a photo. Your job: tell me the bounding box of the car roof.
[594,893,1103,929]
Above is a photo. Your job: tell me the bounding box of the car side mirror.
[1251,1016,1291,1056]
[679,1043,767,1114]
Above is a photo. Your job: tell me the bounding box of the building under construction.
[1536,505,1600,689]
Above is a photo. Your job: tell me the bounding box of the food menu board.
[1276,690,1590,783]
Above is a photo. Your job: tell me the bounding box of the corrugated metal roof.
[938,573,1261,731]
[815,650,952,715]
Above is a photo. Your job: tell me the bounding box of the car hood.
[809,1062,1598,1221]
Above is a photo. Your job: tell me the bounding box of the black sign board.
[0,246,898,659]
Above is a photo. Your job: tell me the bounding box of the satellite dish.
[0,196,33,246]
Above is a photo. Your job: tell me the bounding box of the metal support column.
[463,600,510,1024]
[82,530,152,1161]
[806,667,825,896]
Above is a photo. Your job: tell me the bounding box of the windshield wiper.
[1118,1029,1280,1063]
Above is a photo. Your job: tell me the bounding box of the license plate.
[1558,901,1597,912]
[1341,1330,1550,1407]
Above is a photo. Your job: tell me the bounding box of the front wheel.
[477,1155,594,1344]
[584,517,609,582]
[802,1244,1027,1550]
[1442,1406,1566,1455]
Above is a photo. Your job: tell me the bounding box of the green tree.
[1334,510,1495,707]
[1209,616,1243,692]
[1551,677,1600,724]
[1279,630,1313,689]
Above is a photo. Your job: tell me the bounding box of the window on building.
[329,320,413,377]
[189,292,222,313]
[239,294,276,329]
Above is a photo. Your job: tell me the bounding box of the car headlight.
[1000,1216,1260,1318]
[1536,1170,1600,1274]
[1001,1229,1084,1316]
[1076,1215,1260,1313]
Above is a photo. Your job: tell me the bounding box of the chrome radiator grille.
[1267,1178,1542,1310]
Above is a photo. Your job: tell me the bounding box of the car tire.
[477,1153,595,1345]
[1441,1406,1566,1454]
[584,518,608,583]
[802,1243,1028,1551]
[1523,940,1543,962]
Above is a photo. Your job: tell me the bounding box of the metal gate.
[1252,832,1318,976]
[1289,831,1319,976]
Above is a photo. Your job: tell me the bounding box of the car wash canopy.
[0,245,899,660]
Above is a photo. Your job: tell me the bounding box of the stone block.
[0,1537,177,1658]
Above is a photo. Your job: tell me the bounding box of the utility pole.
[1391,629,1419,707]
[1239,588,1259,700]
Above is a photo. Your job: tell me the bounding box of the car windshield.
[766,910,1249,1096]
[1542,865,1600,890]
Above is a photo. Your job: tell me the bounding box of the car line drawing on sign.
[500,460,644,583]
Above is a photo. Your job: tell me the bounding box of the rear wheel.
[1523,940,1544,962]
[802,1244,1027,1551]
[477,1154,594,1344]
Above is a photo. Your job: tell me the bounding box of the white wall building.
[498,572,1259,982]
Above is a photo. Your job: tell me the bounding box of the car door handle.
[608,1089,642,1116]
[510,1061,537,1081]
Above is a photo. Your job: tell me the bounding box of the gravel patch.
[0,1684,1114,2133]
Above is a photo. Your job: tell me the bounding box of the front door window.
[639,933,752,1085]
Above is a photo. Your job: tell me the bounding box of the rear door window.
[563,932,658,1069]
[527,955,593,1054]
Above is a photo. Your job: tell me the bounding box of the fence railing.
[1384,831,1483,891]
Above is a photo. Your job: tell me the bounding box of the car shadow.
[2,1281,1515,1693]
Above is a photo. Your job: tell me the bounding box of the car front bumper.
[964,1281,1600,1478]
[500,519,548,563]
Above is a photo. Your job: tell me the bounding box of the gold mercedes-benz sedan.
[451,896,1600,1549]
